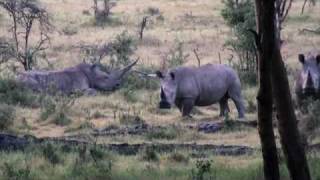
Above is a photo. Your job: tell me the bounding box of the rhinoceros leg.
[181,98,195,117]
[228,86,245,118]
[219,94,230,117]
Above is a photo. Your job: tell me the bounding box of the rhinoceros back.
[175,64,241,106]
[18,67,90,94]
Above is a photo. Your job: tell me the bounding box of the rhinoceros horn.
[118,58,139,78]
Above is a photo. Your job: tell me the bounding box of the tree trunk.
[254,0,311,180]
[254,1,280,180]
[271,42,311,180]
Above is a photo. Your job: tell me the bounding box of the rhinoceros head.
[156,70,178,109]
[298,53,320,96]
[87,60,138,91]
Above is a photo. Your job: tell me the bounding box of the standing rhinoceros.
[155,64,245,118]
[295,53,320,105]
[17,60,138,95]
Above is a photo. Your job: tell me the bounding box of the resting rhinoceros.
[17,60,138,95]
[155,64,245,118]
[295,53,320,105]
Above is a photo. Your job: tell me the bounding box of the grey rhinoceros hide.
[295,52,320,105]
[17,60,138,95]
[157,64,245,118]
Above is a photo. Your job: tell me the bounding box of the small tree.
[221,0,257,85]
[80,31,137,68]
[0,0,53,70]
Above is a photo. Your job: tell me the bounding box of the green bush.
[168,152,189,163]
[53,111,72,126]
[39,95,56,121]
[39,95,74,126]
[146,126,179,140]
[0,104,15,130]
[140,146,159,162]
[62,25,78,36]
[3,162,31,180]
[42,143,63,165]
[191,159,213,180]
[164,39,189,68]
[109,31,137,68]
[0,78,37,107]
[122,65,159,91]
[221,0,257,86]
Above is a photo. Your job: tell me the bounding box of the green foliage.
[299,99,320,143]
[168,152,189,163]
[0,78,37,107]
[221,0,257,86]
[39,95,56,120]
[141,146,159,162]
[53,111,72,126]
[0,104,15,130]
[191,159,213,180]
[164,39,189,68]
[62,25,78,36]
[119,114,144,125]
[123,65,159,90]
[39,95,74,126]
[109,31,137,68]
[146,126,180,140]
[3,162,31,180]
[42,143,63,165]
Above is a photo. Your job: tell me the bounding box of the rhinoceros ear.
[316,55,320,65]
[299,54,305,64]
[156,71,164,79]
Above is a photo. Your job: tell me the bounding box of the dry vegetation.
[0,0,320,178]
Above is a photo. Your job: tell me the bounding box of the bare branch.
[0,0,53,70]
[193,48,201,67]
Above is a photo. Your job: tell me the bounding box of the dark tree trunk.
[254,1,280,180]
[271,39,311,180]
[254,0,311,180]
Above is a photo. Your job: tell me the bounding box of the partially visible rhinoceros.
[155,64,245,118]
[295,52,320,105]
[17,60,138,95]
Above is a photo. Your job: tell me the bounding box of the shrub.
[39,95,74,126]
[299,100,320,144]
[191,159,213,180]
[0,78,37,107]
[0,104,15,130]
[221,0,257,86]
[108,31,137,68]
[141,146,159,162]
[122,65,159,91]
[163,39,189,68]
[62,25,78,36]
[146,126,179,140]
[80,31,136,68]
[42,143,63,165]
[168,152,189,163]
[3,162,31,180]
[53,111,72,126]
[39,95,56,120]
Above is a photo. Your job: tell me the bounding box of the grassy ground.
[0,143,320,180]
[0,0,320,178]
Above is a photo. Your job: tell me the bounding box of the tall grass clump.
[0,104,15,130]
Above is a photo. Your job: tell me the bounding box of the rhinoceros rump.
[17,60,138,95]
[295,53,320,105]
[156,64,245,118]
